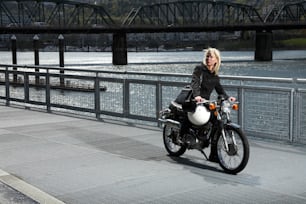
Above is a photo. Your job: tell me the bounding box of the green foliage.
[281,38,306,48]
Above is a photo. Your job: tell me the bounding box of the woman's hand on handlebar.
[194,96,206,103]
[228,96,236,102]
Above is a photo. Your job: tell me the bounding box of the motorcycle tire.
[163,124,186,157]
[216,126,249,174]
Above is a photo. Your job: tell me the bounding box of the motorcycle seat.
[171,101,182,110]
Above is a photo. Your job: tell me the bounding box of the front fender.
[211,122,241,144]
[225,122,241,130]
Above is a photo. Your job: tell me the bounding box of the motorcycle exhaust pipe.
[159,118,181,129]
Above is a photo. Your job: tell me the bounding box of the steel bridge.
[0,0,114,28]
[265,1,306,24]
[121,0,306,32]
[0,0,306,31]
[0,0,306,64]
[123,1,264,28]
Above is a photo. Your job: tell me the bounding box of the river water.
[1,50,306,78]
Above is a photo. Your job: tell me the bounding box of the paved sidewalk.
[0,104,306,204]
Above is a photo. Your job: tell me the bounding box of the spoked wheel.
[163,124,186,157]
[217,126,249,174]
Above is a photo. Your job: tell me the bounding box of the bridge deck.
[0,105,306,204]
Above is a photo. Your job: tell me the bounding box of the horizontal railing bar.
[237,85,294,92]
[220,75,294,82]
[297,88,306,92]
[51,104,95,113]
[99,110,124,118]
[126,114,157,122]
[28,100,46,105]
[1,64,301,83]
[296,78,306,83]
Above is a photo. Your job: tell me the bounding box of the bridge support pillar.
[112,32,127,65]
[255,30,272,61]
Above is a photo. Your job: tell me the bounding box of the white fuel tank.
[187,105,211,126]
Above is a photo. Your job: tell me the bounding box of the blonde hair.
[203,47,221,75]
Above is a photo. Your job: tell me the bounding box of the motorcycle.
[159,95,249,174]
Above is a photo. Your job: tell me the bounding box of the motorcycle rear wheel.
[163,124,186,156]
[217,126,249,174]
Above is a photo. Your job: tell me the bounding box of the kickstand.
[199,149,208,160]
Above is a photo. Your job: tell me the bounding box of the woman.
[181,47,235,162]
[191,47,235,103]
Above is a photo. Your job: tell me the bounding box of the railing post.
[24,72,29,109]
[94,73,101,119]
[58,34,65,86]
[33,35,40,84]
[46,69,51,113]
[5,66,10,106]
[289,88,295,142]
[156,81,162,127]
[294,88,303,144]
[123,79,130,118]
[238,87,244,129]
[11,35,17,83]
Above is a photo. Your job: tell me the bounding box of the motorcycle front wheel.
[163,124,186,157]
[217,126,249,174]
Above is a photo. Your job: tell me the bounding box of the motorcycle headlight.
[221,101,231,113]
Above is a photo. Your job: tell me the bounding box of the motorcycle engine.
[184,123,212,149]
[184,133,198,149]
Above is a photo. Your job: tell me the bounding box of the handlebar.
[194,98,239,105]
[195,99,239,109]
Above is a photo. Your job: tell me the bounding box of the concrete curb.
[0,169,65,204]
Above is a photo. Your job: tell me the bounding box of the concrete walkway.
[0,104,306,204]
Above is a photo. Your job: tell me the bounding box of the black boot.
[209,144,219,163]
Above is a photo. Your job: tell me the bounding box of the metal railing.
[0,64,305,145]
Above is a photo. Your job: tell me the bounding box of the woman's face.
[205,52,217,71]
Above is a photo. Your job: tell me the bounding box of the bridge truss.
[122,0,264,27]
[0,0,114,27]
[266,1,306,24]
[0,0,304,33]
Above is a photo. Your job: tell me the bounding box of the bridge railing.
[0,64,305,145]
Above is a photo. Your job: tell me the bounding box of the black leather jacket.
[191,63,228,100]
